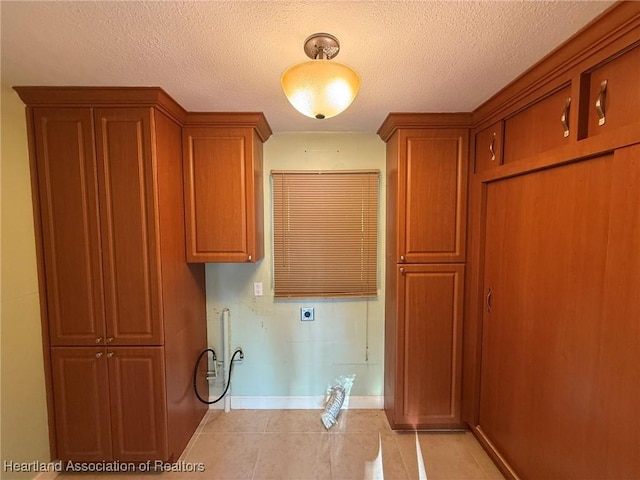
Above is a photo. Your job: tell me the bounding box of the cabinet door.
[585,43,640,138]
[107,347,168,461]
[395,264,465,428]
[474,121,503,173]
[182,127,262,262]
[479,147,640,479]
[398,129,468,263]
[94,108,163,346]
[51,347,112,461]
[503,84,572,163]
[32,108,106,346]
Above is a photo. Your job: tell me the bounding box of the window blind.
[272,170,379,298]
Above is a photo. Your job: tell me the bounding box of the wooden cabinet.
[449,5,640,479]
[107,347,168,461]
[51,348,112,461]
[32,107,163,346]
[582,42,640,139]
[16,88,208,463]
[393,128,468,264]
[52,347,168,462]
[503,84,572,163]
[394,264,464,428]
[474,121,503,173]
[31,108,105,346]
[478,146,640,479]
[94,108,163,346]
[182,115,271,263]
[378,115,470,430]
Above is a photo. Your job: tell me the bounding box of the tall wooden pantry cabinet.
[15,88,208,463]
[378,115,470,429]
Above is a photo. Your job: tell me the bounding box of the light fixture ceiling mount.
[303,33,340,60]
[281,33,360,120]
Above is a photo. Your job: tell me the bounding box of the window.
[272,170,379,298]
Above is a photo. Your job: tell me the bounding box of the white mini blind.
[272,170,379,298]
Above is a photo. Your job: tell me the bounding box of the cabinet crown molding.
[377,113,473,142]
[183,112,272,142]
[13,87,273,141]
[14,86,188,124]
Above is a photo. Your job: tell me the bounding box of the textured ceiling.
[1,1,614,133]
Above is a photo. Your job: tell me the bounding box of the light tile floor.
[57,409,505,480]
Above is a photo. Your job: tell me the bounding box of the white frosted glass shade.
[281,59,361,119]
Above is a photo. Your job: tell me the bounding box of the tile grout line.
[250,412,271,480]
[393,434,414,480]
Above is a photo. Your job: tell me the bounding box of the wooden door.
[395,264,465,428]
[479,146,640,479]
[182,126,261,263]
[398,129,468,263]
[32,108,106,346]
[94,108,163,346]
[51,347,112,461]
[107,347,168,461]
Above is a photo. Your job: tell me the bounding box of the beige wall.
[1,88,50,479]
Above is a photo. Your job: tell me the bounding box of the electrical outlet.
[301,307,314,321]
[253,282,263,296]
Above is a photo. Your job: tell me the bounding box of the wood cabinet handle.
[107,352,114,358]
[596,80,607,126]
[486,287,493,313]
[400,255,406,262]
[95,352,103,358]
[95,337,103,344]
[106,337,114,343]
[489,133,496,162]
[561,97,571,138]
[247,254,252,262]
[400,267,406,274]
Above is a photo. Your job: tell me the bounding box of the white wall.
[1,88,51,478]
[205,132,386,405]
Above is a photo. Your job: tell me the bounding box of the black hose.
[193,348,243,404]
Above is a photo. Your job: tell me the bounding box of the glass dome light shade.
[281,59,361,119]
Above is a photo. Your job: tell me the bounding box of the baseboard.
[471,425,520,480]
[208,395,384,410]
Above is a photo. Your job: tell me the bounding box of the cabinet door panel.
[107,347,168,461]
[183,127,259,262]
[479,148,640,479]
[586,43,640,138]
[399,129,468,263]
[474,121,503,173]
[503,85,572,163]
[396,264,464,427]
[94,108,162,345]
[33,108,105,346]
[51,347,112,461]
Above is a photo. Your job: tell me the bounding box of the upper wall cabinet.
[503,84,573,163]
[182,114,272,263]
[580,42,640,140]
[30,106,164,346]
[474,121,503,173]
[386,126,469,264]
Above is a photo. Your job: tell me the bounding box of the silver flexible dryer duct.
[321,384,346,429]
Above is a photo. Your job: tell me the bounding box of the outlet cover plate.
[301,307,314,321]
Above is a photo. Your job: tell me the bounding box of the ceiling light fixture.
[281,33,361,120]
